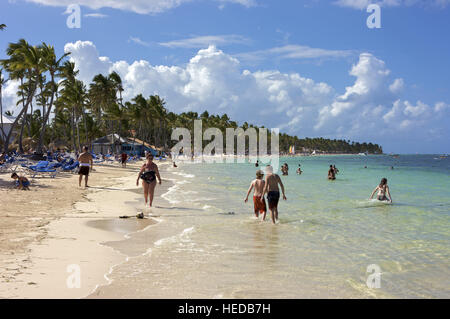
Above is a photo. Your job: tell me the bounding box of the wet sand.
[0,161,171,298]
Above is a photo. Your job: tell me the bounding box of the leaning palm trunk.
[2,82,37,153]
[18,106,28,153]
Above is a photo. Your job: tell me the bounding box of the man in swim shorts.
[78,146,93,188]
[244,170,267,220]
[261,165,287,224]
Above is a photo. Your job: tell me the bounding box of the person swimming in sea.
[11,173,30,190]
[281,163,289,175]
[296,164,302,175]
[255,160,259,167]
[137,153,162,207]
[244,170,267,220]
[369,177,393,203]
[261,165,287,224]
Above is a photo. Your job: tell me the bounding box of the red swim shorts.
[253,196,267,215]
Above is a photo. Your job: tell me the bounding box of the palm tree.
[35,43,70,153]
[0,39,42,153]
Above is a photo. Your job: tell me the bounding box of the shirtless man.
[78,146,93,187]
[261,165,287,224]
[244,170,267,220]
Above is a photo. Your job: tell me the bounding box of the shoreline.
[0,161,173,299]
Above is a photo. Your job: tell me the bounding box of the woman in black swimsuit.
[137,154,162,207]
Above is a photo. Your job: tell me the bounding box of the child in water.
[369,178,393,203]
[244,170,267,220]
[11,172,30,190]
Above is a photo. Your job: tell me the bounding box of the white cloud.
[434,101,449,112]
[403,100,430,117]
[25,0,255,14]
[159,35,250,49]
[62,40,448,152]
[334,0,450,9]
[84,13,108,18]
[129,37,151,47]
[2,80,20,114]
[389,78,404,94]
[236,44,354,63]
[64,41,112,84]
[218,0,257,7]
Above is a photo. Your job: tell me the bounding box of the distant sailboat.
[289,145,295,155]
[358,151,368,156]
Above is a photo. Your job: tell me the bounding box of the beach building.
[0,114,17,142]
[92,134,158,156]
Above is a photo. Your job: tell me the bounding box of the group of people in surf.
[244,161,392,224]
[74,147,392,225]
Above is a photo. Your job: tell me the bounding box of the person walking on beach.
[261,165,286,224]
[78,146,93,188]
[369,178,393,203]
[328,165,336,180]
[137,154,162,208]
[244,170,267,220]
[121,152,128,168]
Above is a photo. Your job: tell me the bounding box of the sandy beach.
[0,161,172,298]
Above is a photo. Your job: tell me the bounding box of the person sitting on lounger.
[11,172,30,190]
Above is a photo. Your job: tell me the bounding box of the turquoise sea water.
[100,155,450,298]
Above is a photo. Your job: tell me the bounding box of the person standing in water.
[78,146,93,188]
[137,154,162,207]
[244,170,267,220]
[261,165,287,224]
[328,165,336,180]
[369,178,393,203]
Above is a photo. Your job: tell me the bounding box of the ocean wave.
[154,226,195,247]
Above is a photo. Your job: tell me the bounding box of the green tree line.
[0,38,382,155]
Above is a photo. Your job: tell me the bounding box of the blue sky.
[1,0,449,153]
